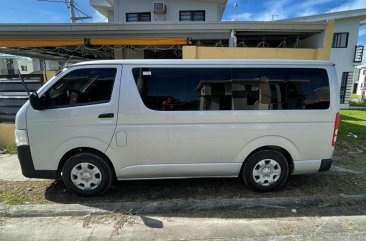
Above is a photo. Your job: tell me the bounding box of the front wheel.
[62,152,113,196]
[241,150,289,192]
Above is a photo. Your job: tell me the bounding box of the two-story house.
[286,10,366,108]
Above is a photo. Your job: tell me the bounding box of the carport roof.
[0,21,328,61]
[0,21,327,39]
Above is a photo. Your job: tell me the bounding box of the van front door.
[26,65,121,171]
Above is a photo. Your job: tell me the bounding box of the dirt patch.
[80,213,137,234]
[1,168,366,205]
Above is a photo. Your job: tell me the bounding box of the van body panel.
[106,63,337,179]
[117,163,241,180]
[25,65,122,171]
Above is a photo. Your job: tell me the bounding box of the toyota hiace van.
[15,60,340,195]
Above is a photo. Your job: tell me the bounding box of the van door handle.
[98,113,114,119]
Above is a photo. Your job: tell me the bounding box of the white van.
[15,60,340,196]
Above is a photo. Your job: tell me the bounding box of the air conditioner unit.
[153,3,166,14]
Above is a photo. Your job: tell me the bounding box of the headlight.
[15,129,29,146]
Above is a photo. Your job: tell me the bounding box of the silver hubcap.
[70,162,102,191]
[252,159,281,186]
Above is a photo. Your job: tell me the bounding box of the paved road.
[1,214,366,241]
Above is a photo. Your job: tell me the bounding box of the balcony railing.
[354,45,364,63]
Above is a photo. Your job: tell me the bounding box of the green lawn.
[335,109,366,157]
[338,110,366,143]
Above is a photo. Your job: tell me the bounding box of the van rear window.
[132,68,330,111]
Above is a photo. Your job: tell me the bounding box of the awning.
[0,38,190,48]
[0,39,84,48]
[90,37,190,46]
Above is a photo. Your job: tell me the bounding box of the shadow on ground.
[44,171,365,204]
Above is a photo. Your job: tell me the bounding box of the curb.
[1,194,366,217]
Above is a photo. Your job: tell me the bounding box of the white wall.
[356,68,366,96]
[32,58,62,72]
[297,32,324,48]
[330,17,362,107]
[113,0,221,23]
[16,58,33,74]
[0,57,33,75]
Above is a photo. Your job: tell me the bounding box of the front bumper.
[17,145,57,179]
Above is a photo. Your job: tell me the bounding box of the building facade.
[288,10,366,108]
[91,1,365,108]
[0,55,33,75]
[90,0,227,22]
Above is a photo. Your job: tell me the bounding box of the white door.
[27,65,121,171]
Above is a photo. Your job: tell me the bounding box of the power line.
[37,0,91,23]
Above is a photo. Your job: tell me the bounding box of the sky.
[0,0,365,61]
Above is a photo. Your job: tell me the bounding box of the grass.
[0,191,29,205]
[0,145,17,154]
[4,145,17,154]
[337,109,366,148]
[350,101,366,107]
[349,94,366,107]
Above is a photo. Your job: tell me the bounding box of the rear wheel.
[241,150,289,192]
[62,152,113,196]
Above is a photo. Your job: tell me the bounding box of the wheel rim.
[70,162,102,191]
[252,159,281,186]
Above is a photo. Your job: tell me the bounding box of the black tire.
[241,150,289,192]
[62,152,113,196]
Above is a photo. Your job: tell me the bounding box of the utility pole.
[271,14,279,21]
[68,0,76,23]
[234,1,238,21]
[67,0,91,23]
[38,0,91,23]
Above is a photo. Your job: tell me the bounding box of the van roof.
[73,59,334,66]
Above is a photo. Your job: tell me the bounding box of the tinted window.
[42,68,116,108]
[132,68,329,111]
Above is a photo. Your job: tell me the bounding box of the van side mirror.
[29,92,43,110]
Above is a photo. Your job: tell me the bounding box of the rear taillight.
[332,112,340,146]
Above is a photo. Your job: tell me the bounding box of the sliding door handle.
[98,113,114,119]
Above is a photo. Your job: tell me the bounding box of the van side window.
[132,67,329,111]
[231,68,330,110]
[133,68,231,111]
[42,68,117,108]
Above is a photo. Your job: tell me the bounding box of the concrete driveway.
[0,154,41,181]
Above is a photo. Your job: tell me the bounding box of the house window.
[179,10,205,21]
[332,33,348,48]
[126,12,151,22]
[21,65,27,71]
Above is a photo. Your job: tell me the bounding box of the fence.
[0,74,44,123]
